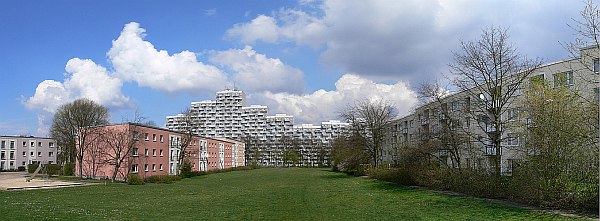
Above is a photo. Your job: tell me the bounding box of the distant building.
[384,46,599,174]
[76,123,245,180]
[0,136,57,171]
[166,89,349,167]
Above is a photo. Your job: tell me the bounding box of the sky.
[0,0,586,137]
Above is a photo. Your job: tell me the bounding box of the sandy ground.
[0,172,83,190]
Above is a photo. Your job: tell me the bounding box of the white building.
[166,89,349,167]
[0,136,58,171]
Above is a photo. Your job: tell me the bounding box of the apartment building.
[76,123,245,180]
[166,89,349,167]
[385,46,599,174]
[0,136,57,171]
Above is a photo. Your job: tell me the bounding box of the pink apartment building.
[76,123,245,181]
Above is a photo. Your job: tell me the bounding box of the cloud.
[209,46,305,94]
[108,22,228,94]
[254,74,418,123]
[226,0,582,82]
[204,8,217,16]
[24,58,129,113]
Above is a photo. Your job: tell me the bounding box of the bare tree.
[416,81,473,170]
[50,98,109,178]
[82,130,106,178]
[340,99,397,167]
[449,26,543,176]
[100,123,145,182]
[175,108,196,174]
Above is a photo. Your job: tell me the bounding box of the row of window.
[131,163,163,173]
[0,151,54,160]
[132,148,163,157]
[0,140,55,149]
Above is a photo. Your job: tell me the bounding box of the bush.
[145,175,181,184]
[180,161,194,178]
[45,164,61,176]
[28,164,39,173]
[369,167,417,186]
[127,174,145,185]
[63,163,75,176]
[17,166,26,172]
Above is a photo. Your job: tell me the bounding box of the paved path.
[0,172,83,190]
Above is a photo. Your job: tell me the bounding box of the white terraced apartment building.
[166,89,349,167]
[384,46,599,174]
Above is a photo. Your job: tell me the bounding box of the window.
[22,161,26,166]
[144,149,149,156]
[507,109,517,121]
[38,142,42,147]
[9,152,14,160]
[131,164,139,173]
[160,135,164,142]
[133,148,139,156]
[22,151,26,157]
[159,164,163,171]
[594,58,599,73]
[133,131,139,140]
[31,141,35,147]
[506,134,519,146]
[49,142,54,148]
[0,152,5,160]
[30,152,34,156]
[553,71,574,87]
[451,100,459,111]
[409,120,414,128]
[152,134,157,142]
[1,141,5,149]
[9,141,14,149]
[49,152,54,157]
[144,133,149,141]
[144,164,149,172]
[23,141,27,147]
[152,164,156,171]
[152,149,156,156]
[159,149,164,157]
[37,152,42,157]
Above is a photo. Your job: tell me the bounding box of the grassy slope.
[0,168,586,221]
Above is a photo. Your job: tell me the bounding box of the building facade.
[166,89,349,167]
[76,123,245,180]
[384,46,599,174]
[0,136,57,171]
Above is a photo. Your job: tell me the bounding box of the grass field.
[0,168,588,220]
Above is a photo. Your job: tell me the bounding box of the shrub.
[17,166,26,172]
[369,167,417,186]
[145,175,181,184]
[180,161,194,178]
[63,163,75,176]
[127,174,145,185]
[45,164,61,176]
[28,164,39,173]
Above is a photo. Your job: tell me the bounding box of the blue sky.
[0,0,586,136]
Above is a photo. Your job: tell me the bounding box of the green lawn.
[0,168,588,220]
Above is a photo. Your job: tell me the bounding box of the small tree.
[340,99,397,167]
[175,108,197,175]
[50,98,109,178]
[449,26,542,176]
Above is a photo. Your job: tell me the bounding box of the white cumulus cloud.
[108,22,228,94]
[254,74,418,123]
[24,58,129,113]
[209,46,305,94]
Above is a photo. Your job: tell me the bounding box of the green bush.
[63,163,75,176]
[145,175,181,184]
[28,164,39,173]
[369,167,416,186]
[180,161,194,178]
[45,164,61,176]
[127,174,145,185]
[17,166,26,172]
